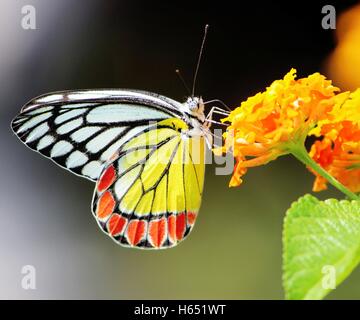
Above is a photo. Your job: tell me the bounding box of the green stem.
[289,144,359,201]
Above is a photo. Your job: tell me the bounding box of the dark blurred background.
[1,0,360,299]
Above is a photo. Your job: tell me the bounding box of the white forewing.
[12,89,184,181]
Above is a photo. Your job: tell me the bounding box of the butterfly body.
[12,89,212,249]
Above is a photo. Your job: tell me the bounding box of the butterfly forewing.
[11,90,184,181]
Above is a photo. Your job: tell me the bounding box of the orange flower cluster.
[217,69,340,187]
[309,90,360,192]
[219,69,360,193]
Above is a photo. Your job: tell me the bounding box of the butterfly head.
[185,96,205,116]
[182,96,212,148]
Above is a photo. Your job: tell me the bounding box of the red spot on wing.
[97,165,116,192]
[168,215,176,243]
[176,213,186,240]
[107,214,127,236]
[97,191,115,220]
[148,218,166,248]
[168,212,190,244]
[187,212,197,226]
[126,220,146,246]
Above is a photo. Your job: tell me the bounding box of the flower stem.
[289,144,359,201]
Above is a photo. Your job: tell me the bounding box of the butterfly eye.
[185,98,197,110]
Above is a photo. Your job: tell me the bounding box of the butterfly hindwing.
[92,118,205,249]
[11,90,183,181]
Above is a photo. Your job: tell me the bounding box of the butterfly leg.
[205,106,228,128]
[204,99,232,112]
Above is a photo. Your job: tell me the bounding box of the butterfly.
[11,26,229,249]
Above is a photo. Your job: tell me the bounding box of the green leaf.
[283,194,360,300]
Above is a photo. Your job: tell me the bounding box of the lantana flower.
[309,89,360,192]
[217,68,340,187]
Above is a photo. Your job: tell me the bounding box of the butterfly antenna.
[192,24,209,97]
[175,69,191,96]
